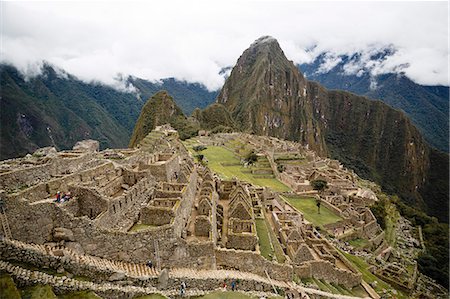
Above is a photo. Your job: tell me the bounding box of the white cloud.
[1,1,448,90]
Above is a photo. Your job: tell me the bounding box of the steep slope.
[300,53,449,152]
[215,36,447,221]
[129,91,198,147]
[0,64,217,160]
[191,103,236,131]
[0,64,134,159]
[217,36,327,156]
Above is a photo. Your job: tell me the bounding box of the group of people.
[54,191,71,203]
[222,279,238,291]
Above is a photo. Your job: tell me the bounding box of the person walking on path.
[231,279,236,291]
[180,281,186,297]
[54,191,61,203]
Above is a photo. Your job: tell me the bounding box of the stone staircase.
[4,239,158,278]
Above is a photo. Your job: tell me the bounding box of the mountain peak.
[249,35,278,48]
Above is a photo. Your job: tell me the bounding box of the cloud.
[1,1,448,90]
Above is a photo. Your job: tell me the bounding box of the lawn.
[281,196,342,227]
[128,223,157,232]
[255,219,275,260]
[348,238,369,249]
[186,145,290,192]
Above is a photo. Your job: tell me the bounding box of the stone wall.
[0,153,95,192]
[148,154,180,182]
[294,260,361,289]
[215,248,293,281]
[195,216,211,237]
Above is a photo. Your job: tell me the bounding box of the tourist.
[54,191,61,203]
[222,280,227,290]
[62,191,71,203]
[231,279,236,291]
[180,280,186,297]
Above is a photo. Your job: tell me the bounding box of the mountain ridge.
[0,63,217,160]
[299,52,449,152]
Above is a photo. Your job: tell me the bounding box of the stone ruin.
[2,127,408,298]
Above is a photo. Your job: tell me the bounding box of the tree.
[310,180,327,214]
[310,180,328,193]
[193,145,207,152]
[244,150,258,166]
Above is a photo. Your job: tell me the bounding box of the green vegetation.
[243,151,258,165]
[282,196,342,227]
[0,64,217,160]
[370,197,388,230]
[59,291,102,299]
[128,223,157,232]
[129,91,200,147]
[22,285,57,299]
[310,180,328,193]
[263,216,286,263]
[185,144,290,192]
[193,145,207,152]
[0,273,21,299]
[300,60,449,152]
[255,219,275,260]
[347,238,369,249]
[133,294,167,299]
[192,103,236,131]
[391,196,449,289]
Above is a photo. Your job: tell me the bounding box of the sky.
[1,1,449,91]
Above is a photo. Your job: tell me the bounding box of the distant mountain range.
[299,52,449,152]
[0,63,217,160]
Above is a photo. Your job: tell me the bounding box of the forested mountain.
[0,64,216,160]
[299,52,449,152]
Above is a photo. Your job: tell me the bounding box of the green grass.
[281,196,342,227]
[133,294,167,299]
[22,285,57,299]
[59,291,103,299]
[348,238,369,249]
[128,223,157,232]
[186,145,290,192]
[0,273,21,299]
[264,218,286,263]
[255,219,275,260]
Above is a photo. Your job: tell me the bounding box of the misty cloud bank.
[1,1,448,91]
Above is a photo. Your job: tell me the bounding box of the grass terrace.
[184,143,290,192]
[281,196,342,228]
[255,219,275,260]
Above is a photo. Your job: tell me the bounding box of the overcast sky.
[1,1,449,90]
